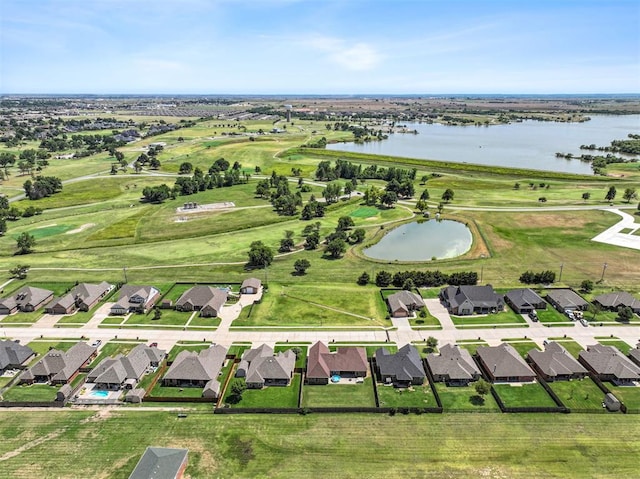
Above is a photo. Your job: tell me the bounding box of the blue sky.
[1,0,639,94]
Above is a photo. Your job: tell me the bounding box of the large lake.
[327,114,640,174]
[363,220,472,261]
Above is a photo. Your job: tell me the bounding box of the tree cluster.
[142,184,173,203]
[315,160,416,183]
[23,176,62,200]
[369,270,478,287]
[519,270,556,284]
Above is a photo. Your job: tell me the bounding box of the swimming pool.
[331,375,341,383]
[89,390,109,398]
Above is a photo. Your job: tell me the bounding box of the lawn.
[186,315,221,329]
[226,374,301,408]
[0,311,44,324]
[302,377,376,407]
[434,383,501,412]
[376,383,435,408]
[1,383,58,402]
[235,283,388,327]
[502,340,541,358]
[89,341,141,368]
[149,383,207,398]
[0,411,639,478]
[100,316,127,325]
[548,378,607,411]
[125,309,192,327]
[493,382,558,408]
[536,307,573,324]
[451,309,527,327]
[25,340,77,357]
[547,340,585,358]
[455,341,489,356]
[596,338,633,355]
[167,343,212,362]
[607,384,640,411]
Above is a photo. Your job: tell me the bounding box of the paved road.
[592,208,640,250]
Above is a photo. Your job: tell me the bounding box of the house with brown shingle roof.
[162,345,227,397]
[386,291,425,318]
[546,289,588,313]
[19,341,97,385]
[426,343,481,386]
[578,344,640,385]
[46,282,113,315]
[527,342,588,381]
[593,291,640,314]
[504,288,547,314]
[110,285,161,315]
[87,344,166,390]
[240,278,262,295]
[476,344,536,382]
[0,286,54,315]
[306,341,367,385]
[0,340,35,373]
[440,285,504,315]
[236,344,295,389]
[175,286,227,317]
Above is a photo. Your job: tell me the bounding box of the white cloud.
[308,36,383,71]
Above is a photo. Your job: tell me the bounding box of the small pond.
[363,220,472,261]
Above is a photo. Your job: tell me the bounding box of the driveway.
[592,208,640,250]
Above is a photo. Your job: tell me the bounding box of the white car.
[91,340,102,347]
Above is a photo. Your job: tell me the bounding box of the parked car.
[91,340,102,347]
[528,311,538,321]
[150,342,158,348]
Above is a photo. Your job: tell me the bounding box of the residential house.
[545,289,588,313]
[240,278,262,295]
[162,345,227,398]
[578,344,640,385]
[439,285,505,315]
[426,343,481,386]
[386,291,425,318]
[236,343,296,388]
[306,341,368,385]
[629,345,640,368]
[175,286,227,317]
[476,344,536,382]
[128,447,188,479]
[87,344,166,390]
[20,342,97,385]
[0,340,35,373]
[0,286,54,314]
[527,342,588,381]
[374,344,426,387]
[110,285,161,315]
[46,282,113,315]
[593,291,640,314]
[504,288,547,314]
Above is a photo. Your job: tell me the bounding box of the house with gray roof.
[128,447,188,479]
[476,344,536,382]
[20,342,97,385]
[125,388,146,404]
[578,344,640,385]
[175,286,227,317]
[545,289,588,313]
[440,285,504,316]
[527,342,588,381]
[240,278,262,295]
[0,286,54,315]
[593,291,640,314]
[629,345,640,368]
[375,344,426,386]
[426,343,481,386]
[46,282,113,315]
[56,383,73,402]
[386,291,425,318]
[236,344,295,389]
[88,344,166,390]
[306,341,368,385]
[110,285,161,315]
[504,288,547,314]
[162,345,227,397]
[0,340,35,373]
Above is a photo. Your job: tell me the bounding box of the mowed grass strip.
[607,384,640,410]
[548,378,607,411]
[493,382,558,408]
[302,377,376,407]
[226,374,301,408]
[1,383,58,402]
[376,383,435,408]
[435,382,501,411]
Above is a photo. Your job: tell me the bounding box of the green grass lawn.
[607,384,640,410]
[502,340,541,358]
[226,374,301,408]
[100,316,126,325]
[149,383,206,398]
[596,338,633,355]
[455,341,489,356]
[1,383,58,402]
[186,315,221,329]
[536,307,572,323]
[274,345,308,369]
[546,339,584,358]
[167,343,212,363]
[89,341,141,368]
[236,283,388,327]
[376,383,435,408]
[1,410,639,478]
[548,378,607,411]
[302,377,376,407]
[434,382,501,412]
[493,382,558,408]
[451,309,527,327]
[0,375,15,388]
[0,311,44,324]
[25,340,76,358]
[125,309,192,327]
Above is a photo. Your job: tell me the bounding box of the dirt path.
[0,431,64,461]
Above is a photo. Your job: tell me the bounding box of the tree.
[617,306,634,322]
[350,228,365,244]
[474,379,491,402]
[402,278,415,291]
[0,152,16,176]
[326,238,346,258]
[343,182,353,198]
[380,191,397,207]
[9,264,29,279]
[179,162,193,174]
[623,188,637,203]
[441,189,454,202]
[375,271,392,287]
[582,192,591,201]
[153,308,162,320]
[416,199,429,213]
[357,271,370,286]
[605,186,616,202]
[149,157,161,169]
[110,163,118,175]
[293,259,311,275]
[337,216,355,231]
[420,189,430,201]
[247,241,273,268]
[580,280,594,293]
[16,232,36,254]
[425,336,438,353]
[304,231,320,250]
[279,230,295,252]
[227,379,246,404]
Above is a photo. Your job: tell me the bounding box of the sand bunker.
[66,223,95,234]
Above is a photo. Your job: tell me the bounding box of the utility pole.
[600,262,608,282]
[123,266,128,283]
[558,263,564,282]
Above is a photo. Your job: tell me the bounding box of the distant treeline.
[316,159,417,182]
[372,270,478,287]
